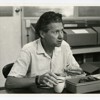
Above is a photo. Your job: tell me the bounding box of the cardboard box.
[66,76,100,93]
[64,28,97,47]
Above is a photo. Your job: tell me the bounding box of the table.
[0,87,100,94]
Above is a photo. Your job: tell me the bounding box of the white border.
[0,0,100,100]
[0,0,100,6]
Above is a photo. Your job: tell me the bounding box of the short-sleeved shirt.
[8,38,81,78]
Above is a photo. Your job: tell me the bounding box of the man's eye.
[52,30,64,35]
[54,32,59,35]
[52,31,58,34]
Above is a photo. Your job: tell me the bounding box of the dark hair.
[35,11,63,37]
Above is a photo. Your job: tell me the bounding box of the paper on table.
[92,74,100,79]
[72,29,88,34]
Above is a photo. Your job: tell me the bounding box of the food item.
[79,76,99,83]
[66,69,84,76]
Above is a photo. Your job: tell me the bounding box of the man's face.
[43,22,64,47]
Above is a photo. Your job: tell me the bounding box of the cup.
[54,76,65,93]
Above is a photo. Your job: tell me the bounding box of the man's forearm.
[5,76,36,89]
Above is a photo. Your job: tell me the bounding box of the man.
[5,11,83,93]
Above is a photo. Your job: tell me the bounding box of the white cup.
[54,76,65,93]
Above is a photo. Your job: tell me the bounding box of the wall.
[0,7,21,87]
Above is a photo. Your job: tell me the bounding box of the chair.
[2,63,14,78]
[2,63,33,93]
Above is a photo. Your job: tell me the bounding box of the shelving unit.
[72,46,100,64]
[72,46,100,55]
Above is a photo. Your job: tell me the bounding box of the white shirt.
[8,38,81,78]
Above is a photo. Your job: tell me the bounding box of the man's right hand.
[38,72,64,87]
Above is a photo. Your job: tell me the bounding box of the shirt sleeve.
[8,48,31,78]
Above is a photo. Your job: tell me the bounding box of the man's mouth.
[58,40,62,43]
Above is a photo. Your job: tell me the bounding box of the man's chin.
[56,43,61,47]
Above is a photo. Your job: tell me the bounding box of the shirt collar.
[37,38,62,57]
[37,38,46,54]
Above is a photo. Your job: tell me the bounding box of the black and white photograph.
[0,1,100,99]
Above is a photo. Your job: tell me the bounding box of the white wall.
[0,7,21,87]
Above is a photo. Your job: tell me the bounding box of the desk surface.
[0,88,68,94]
[0,90,8,94]
[0,88,100,94]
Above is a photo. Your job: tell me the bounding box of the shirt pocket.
[52,58,64,74]
[38,57,50,74]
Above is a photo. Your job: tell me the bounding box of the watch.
[35,75,40,86]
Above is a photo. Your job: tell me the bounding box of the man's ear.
[40,31,45,38]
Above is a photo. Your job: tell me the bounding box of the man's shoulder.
[60,40,71,51]
[22,39,39,52]
[59,40,72,53]
[61,40,70,47]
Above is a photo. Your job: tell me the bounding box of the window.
[0,7,13,16]
[23,6,74,17]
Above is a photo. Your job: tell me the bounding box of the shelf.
[72,46,100,54]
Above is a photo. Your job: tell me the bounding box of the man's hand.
[64,67,86,77]
[38,72,64,87]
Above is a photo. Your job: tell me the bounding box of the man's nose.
[58,31,63,39]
